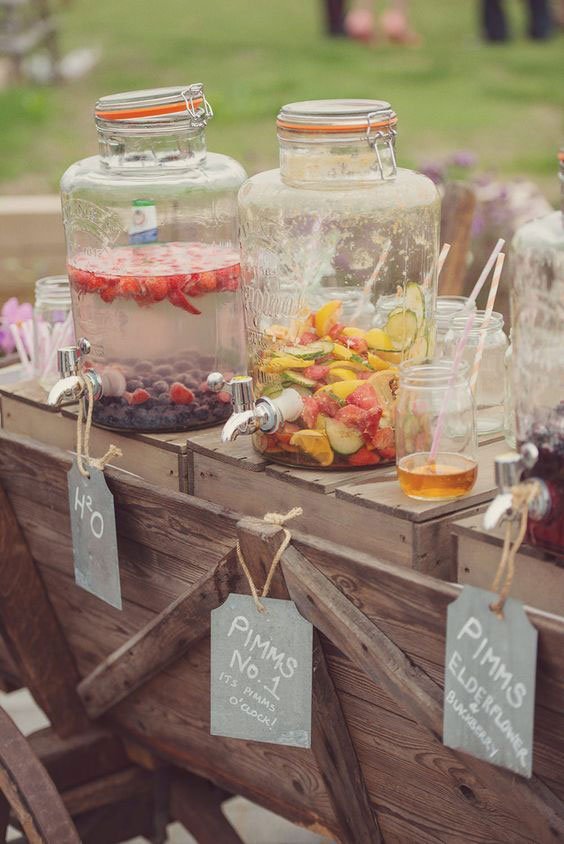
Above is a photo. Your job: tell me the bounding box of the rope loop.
[75,375,122,479]
[236,508,303,614]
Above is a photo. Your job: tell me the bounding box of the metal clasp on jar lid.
[366,112,397,180]
[181,83,214,128]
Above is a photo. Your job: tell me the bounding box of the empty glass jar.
[33,276,75,390]
[61,84,247,432]
[444,311,508,435]
[238,98,440,468]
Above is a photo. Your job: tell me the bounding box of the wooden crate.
[0,379,191,493]
[453,514,564,616]
[189,428,507,578]
[0,376,507,577]
[0,429,563,844]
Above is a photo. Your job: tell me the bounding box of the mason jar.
[61,84,247,432]
[445,310,508,435]
[33,276,75,391]
[237,99,440,469]
[396,360,478,500]
[434,295,475,360]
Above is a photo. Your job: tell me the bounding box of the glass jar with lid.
[33,275,75,391]
[56,83,247,432]
[444,310,508,435]
[507,151,564,554]
[224,99,440,469]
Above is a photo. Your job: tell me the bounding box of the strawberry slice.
[335,404,368,429]
[299,332,319,346]
[347,383,379,411]
[275,422,300,444]
[302,396,319,428]
[348,447,381,466]
[167,288,201,315]
[345,335,368,355]
[131,388,151,405]
[304,364,330,381]
[315,392,340,418]
[170,382,195,404]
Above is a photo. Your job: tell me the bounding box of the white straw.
[428,310,477,463]
[437,242,451,279]
[470,252,505,394]
[41,311,74,377]
[10,323,32,374]
[463,238,505,312]
[351,240,391,322]
[21,319,34,363]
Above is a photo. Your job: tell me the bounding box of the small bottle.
[33,276,75,391]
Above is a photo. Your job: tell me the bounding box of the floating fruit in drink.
[252,295,430,467]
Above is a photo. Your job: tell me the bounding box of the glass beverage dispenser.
[485,152,564,556]
[212,99,440,469]
[49,84,247,432]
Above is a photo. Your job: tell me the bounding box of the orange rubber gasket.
[96,98,203,121]
[276,115,398,133]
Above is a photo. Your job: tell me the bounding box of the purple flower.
[449,150,477,169]
[0,298,33,355]
[420,161,445,185]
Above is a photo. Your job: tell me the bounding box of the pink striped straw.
[428,310,477,463]
[463,238,505,313]
[470,252,505,394]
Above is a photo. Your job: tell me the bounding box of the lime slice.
[385,308,418,350]
[404,282,425,326]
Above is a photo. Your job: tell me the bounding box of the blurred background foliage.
[0,0,562,198]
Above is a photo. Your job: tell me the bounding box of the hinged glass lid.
[95,83,213,128]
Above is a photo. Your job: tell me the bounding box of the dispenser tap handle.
[207,372,256,414]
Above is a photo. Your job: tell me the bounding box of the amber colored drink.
[398,452,478,500]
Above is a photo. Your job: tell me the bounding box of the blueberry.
[126,378,143,392]
[194,407,210,422]
[175,359,190,371]
[135,360,153,373]
[155,394,170,405]
[153,379,169,393]
[156,364,173,376]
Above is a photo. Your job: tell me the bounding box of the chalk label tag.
[67,460,122,610]
[443,585,537,777]
[210,594,312,748]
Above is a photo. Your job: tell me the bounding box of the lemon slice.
[290,430,334,466]
[367,352,394,372]
[367,370,398,408]
[314,300,342,337]
[316,379,363,400]
[328,367,358,383]
[365,328,394,351]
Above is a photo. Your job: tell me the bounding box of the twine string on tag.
[489,481,541,618]
[76,375,123,479]
[236,507,303,614]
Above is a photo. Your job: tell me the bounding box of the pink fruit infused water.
[68,241,245,432]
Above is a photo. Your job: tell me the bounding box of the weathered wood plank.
[282,544,564,844]
[0,484,89,737]
[169,770,244,844]
[0,707,80,844]
[78,550,243,719]
[335,438,506,522]
[61,767,152,818]
[27,727,129,794]
[237,517,382,844]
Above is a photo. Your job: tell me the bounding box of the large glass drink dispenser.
[52,84,247,432]
[509,153,564,554]
[214,100,440,469]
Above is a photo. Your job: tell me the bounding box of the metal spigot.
[207,372,303,443]
[47,338,103,407]
[484,443,551,530]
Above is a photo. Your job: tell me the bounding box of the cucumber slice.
[408,335,428,363]
[277,341,333,360]
[261,381,283,398]
[325,417,365,455]
[404,282,425,325]
[385,308,418,351]
[291,384,315,397]
[282,371,317,389]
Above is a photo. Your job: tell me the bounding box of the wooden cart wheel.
[0,706,80,844]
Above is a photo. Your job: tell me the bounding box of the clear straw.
[462,238,505,313]
[351,240,391,323]
[469,252,505,394]
[428,310,476,463]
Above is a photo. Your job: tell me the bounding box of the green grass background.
[1,0,562,197]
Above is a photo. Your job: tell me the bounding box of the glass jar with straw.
[33,276,75,391]
[396,360,478,500]
[444,310,508,435]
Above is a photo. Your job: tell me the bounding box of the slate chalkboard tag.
[211,594,312,748]
[443,585,537,777]
[68,459,122,610]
